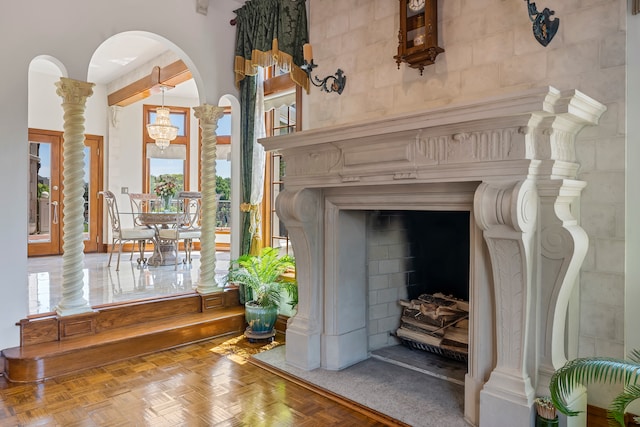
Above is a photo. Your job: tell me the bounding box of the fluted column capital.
[55,77,94,105]
[194,104,225,126]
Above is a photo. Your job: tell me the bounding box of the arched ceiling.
[31,33,198,99]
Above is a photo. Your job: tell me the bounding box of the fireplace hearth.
[261,87,606,427]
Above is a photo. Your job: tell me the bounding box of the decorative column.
[54,78,94,316]
[474,179,538,427]
[194,104,225,294]
[276,188,324,370]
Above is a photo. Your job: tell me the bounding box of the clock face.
[408,0,425,12]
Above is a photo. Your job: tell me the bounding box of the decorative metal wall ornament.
[525,0,559,47]
[301,60,346,95]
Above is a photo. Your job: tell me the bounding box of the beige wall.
[306,0,626,406]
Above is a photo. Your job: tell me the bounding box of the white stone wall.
[308,0,626,406]
[367,212,410,350]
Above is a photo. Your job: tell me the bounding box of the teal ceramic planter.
[245,302,278,334]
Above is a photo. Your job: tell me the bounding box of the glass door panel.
[84,146,90,241]
[28,131,61,256]
[82,135,102,252]
[28,130,103,256]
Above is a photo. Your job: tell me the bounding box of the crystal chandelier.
[146,86,178,150]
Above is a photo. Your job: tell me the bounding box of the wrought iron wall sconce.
[525,0,559,47]
[301,43,346,95]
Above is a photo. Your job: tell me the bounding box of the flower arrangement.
[154,178,177,198]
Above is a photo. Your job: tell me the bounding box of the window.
[143,104,190,194]
[262,67,301,256]
[204,108,231,228]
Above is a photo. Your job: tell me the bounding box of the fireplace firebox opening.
[403,210,470,302]
[367,210,471,364]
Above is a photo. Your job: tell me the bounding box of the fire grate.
[395,293,469,363]
[398,336,468,363]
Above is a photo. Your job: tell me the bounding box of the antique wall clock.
[394,0,444,75]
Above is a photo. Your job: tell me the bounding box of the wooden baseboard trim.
[588,404,640,426]
[4,290,245,383]
[249,356,410,427]
[4,306,245,383]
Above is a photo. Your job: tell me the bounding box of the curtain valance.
[234,0,309,93]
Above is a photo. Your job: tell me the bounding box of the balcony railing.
[217,200,230,228]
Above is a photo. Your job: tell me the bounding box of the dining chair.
[100,190,157,271]
[158,191,202,270]
[127,192,160,260]
[129,193,160,223]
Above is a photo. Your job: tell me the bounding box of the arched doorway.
[26,32,241,313]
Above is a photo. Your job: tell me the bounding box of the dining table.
[136,211,187,266]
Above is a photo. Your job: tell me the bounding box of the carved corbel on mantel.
[474,179,538,421]
[535,179,589,395]
[276,188,324,370]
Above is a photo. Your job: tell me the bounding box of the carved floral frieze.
[263,87,607,191]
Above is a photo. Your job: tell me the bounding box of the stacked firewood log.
[396,293,469,359]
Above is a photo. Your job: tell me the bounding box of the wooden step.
[2,290,245,383]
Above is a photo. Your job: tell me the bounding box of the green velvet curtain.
[234,0,309,92]
[239,75,256,259]
[238,75,256,304]
[233,0,309,303]
[234,0,308,248]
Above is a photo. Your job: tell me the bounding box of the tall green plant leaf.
[550,352,640,427]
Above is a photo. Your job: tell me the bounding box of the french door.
[28,129,103,256]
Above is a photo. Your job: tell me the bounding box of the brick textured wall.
[308,0,626,408]
[366,212,410,350]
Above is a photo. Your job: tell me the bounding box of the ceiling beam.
[107,60,192,107]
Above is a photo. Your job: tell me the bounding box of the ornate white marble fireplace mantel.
[260,87,606,427]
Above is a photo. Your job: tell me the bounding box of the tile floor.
[27,251,230,316]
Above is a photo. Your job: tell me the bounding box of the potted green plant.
[225,247,296,339]
[550,349,640,427]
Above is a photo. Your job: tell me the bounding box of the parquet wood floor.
[0,333,394,426]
